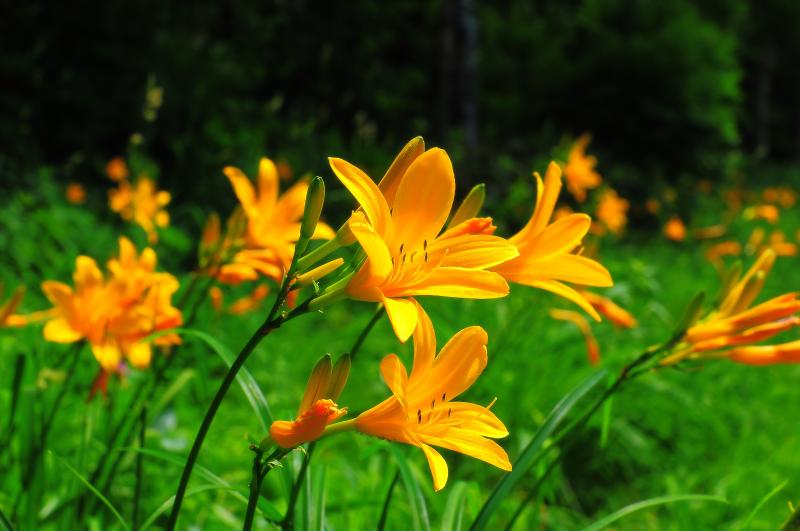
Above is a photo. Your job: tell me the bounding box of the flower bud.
[300,176,325,241]
[449,183,486,228]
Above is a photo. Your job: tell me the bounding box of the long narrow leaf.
[50,452,130,531]
[139,485,242,531]
[125,447,282,520]
[470,369,608,530]
[580,494,728,531]
[441,481,469,531]
[740,480,788,530]
[0,506,15,531]
[179,328,273,430]
[388,445,431,531]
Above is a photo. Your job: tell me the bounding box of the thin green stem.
[281,443,316,529]
[349,307,385,361]
[376,470,400,531]
[781,503,800,531]
[242,451,265,531]
[132,406,146,531]
[0,354,26,462]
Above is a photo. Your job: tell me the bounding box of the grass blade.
[50,451,130,530]
[441,481,469,531]
[470,369,608,530]
[0,506,15,531]
[580,494,728,531]
[388,445,431,531]
[377,470,400,531]
[179,328,273,430]
[139,485,241,531]
[124,447,282,520]
[740,479,788,530]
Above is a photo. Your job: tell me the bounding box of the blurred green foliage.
[2,0,799,213]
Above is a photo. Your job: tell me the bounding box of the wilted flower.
[563,133,602,203]
[41,237,182,372]
[491,162,613,321]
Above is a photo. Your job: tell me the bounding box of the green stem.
[781,503,800,531]
[296,237,342,272]
[132,406,146,531]
[376,470,400,531]
[281,443,316,529]
[242,451,265,531]
[504,457,560,531]
[167,218,316,529]
[349,307,385,361]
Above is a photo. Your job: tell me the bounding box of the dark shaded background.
[1,0,799,213]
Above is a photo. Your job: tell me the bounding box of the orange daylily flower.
[0,285,26,327]
[329,147,517,341]
[352,304,511,491]
[491,162,613,321]
[580,291,637,328]
[550,309,601,365]
[41,237,182,371]
[563,133,602,203]
[218,157,335,284]
[728,340,800,366]
[106,157,129,182]
[767,232,798,257]
[595,188,629,235]
[705,241,742,267]
[664,216,687,242]
[270,354,350,448]
[661,249,800,366]
[66,183,86,204]
[109,176,171,243]
[744,204,779,224]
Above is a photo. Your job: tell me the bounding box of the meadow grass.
[1,169,798,530]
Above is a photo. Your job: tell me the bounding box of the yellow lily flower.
[41,237,182,372]
[594,188,629,235]
[661,249,800,366]
[491,162,612,321]
[563,133,602,203]
[219,157,335,284]
[580,291,637,329]
[351,303,511,491]
[109,176,171,243]
[329,147,517,341]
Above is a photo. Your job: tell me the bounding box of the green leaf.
[125,447,282,521]
[388,444,431,531]
[673,291,706,337]
[580,494,728,531]
[0,506,15,531]
[138,485,243,531]
[50,451,130,531]
[178,328,273,430]
[470,369,608,530]
[740,479,788,530]
[442,481,469,531]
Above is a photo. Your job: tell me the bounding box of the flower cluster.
[107,158,171,243]
[41,237,183,372]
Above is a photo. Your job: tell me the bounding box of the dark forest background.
[2,0,799,214]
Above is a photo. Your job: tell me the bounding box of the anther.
[423,240,428,250]
[442,393,446,402]
[448,408,452,418]
[417,409,422,424]
[431,399,435,410]
[399,243,404,254]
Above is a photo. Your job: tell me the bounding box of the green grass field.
[1,162,798,531]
